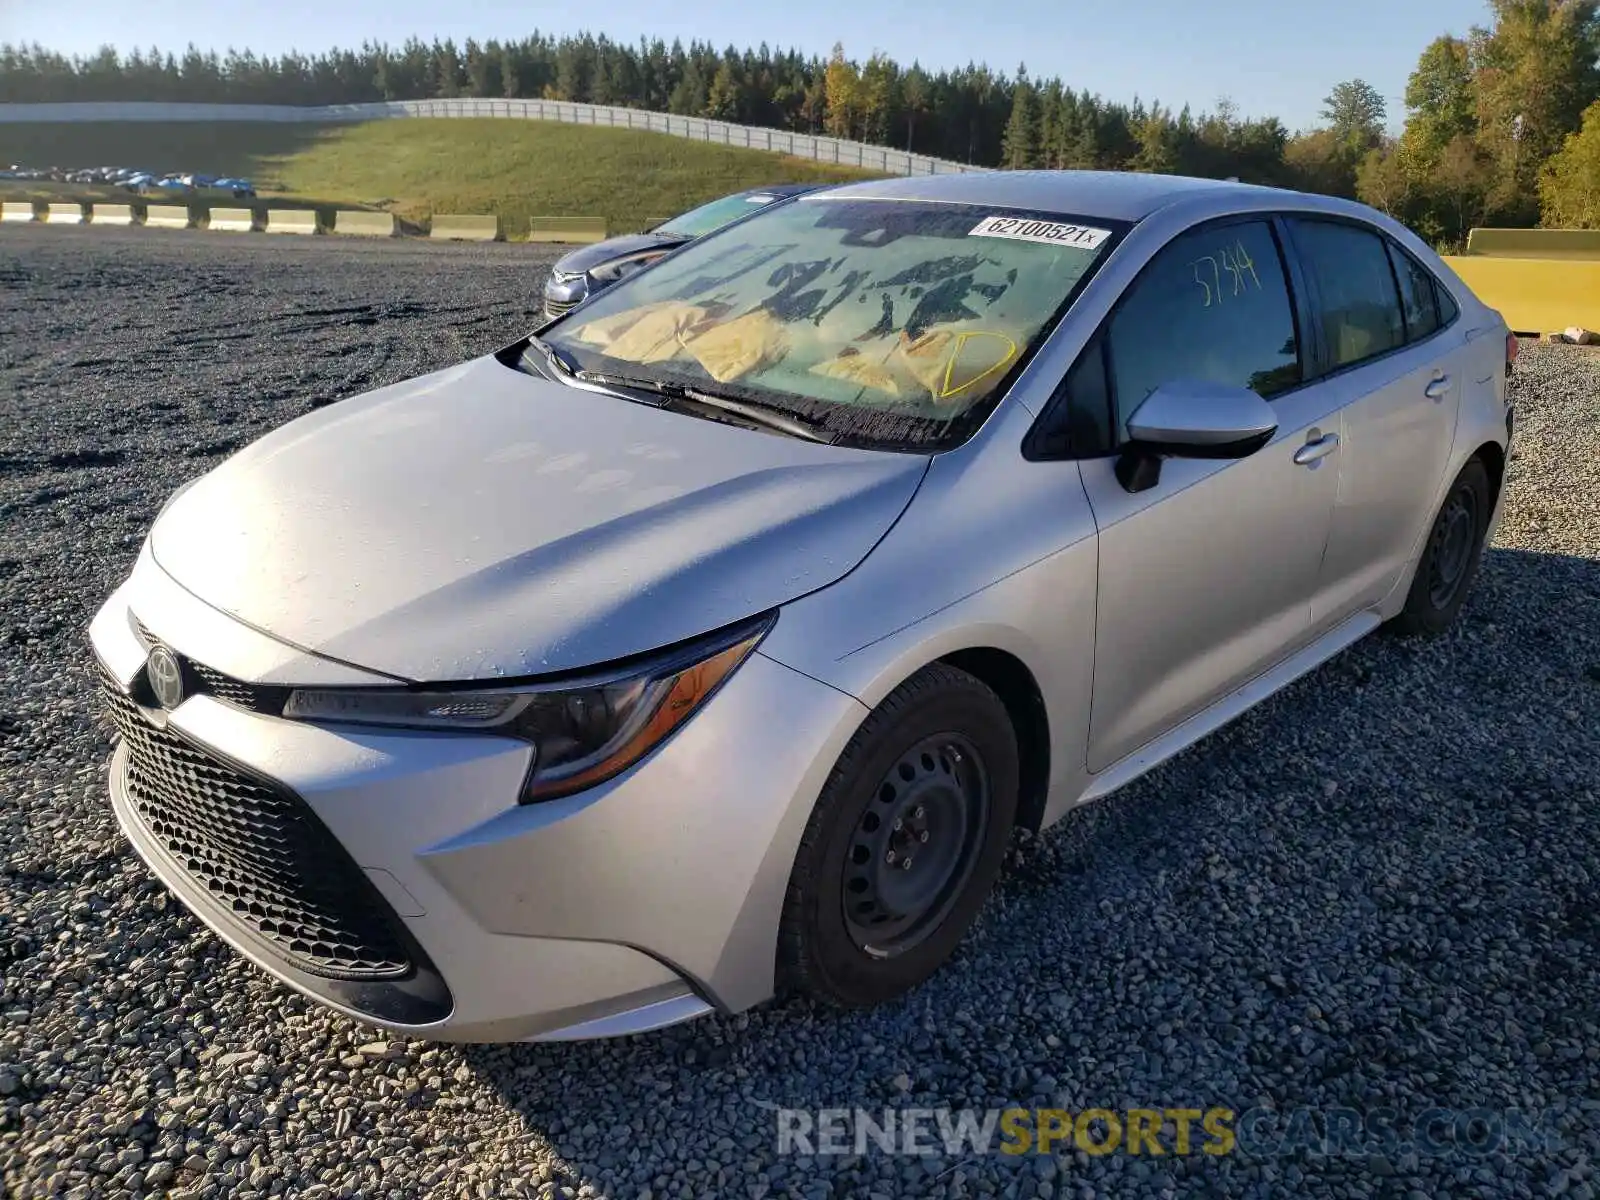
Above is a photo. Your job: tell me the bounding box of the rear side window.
[1105,219,1301,436]
[1387,242,1441,342]
[1292,219,1405,370]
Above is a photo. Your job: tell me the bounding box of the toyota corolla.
[91,171,1513,1042]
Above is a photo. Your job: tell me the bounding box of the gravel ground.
[1,225,1597,1200]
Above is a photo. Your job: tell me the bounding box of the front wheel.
[1388,457,1492,637]
[778,663,1018,1008]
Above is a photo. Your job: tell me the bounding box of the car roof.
[814,170,1289,223]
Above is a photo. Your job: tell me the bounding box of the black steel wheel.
[843,734,991,957]
[1426,482,1481,609]
[1389,457,1492,637]
[779,663,1018,1008]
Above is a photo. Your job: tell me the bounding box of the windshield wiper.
[525,335,582,380]
[573,369,838,444]
[670,388,839,445]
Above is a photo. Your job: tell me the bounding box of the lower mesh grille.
[100,668,412,980]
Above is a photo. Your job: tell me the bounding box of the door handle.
[1425,375,1452,401]
[1293,432,1340,466]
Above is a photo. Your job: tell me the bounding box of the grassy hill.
[0,119,883,235]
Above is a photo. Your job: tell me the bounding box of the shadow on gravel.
[455,544,1600,1195]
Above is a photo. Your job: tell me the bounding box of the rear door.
[1283,218,1465,626]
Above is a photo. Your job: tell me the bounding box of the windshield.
[543,197,1124,450]
[655,191,780,239]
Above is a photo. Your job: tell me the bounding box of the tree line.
[3,0,1597,240]
[1356,0,1600,239]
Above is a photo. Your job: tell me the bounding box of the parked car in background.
[541,183,827,319]
[211,178,257,199]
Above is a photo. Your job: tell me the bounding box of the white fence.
[0,100,988,177]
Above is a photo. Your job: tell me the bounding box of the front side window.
[1105,219,1301,436]
[544,198,1124,449]
[1386,241,1441,343]
[1292,219,1405,370]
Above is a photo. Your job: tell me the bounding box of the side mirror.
[1116,381,1279,493]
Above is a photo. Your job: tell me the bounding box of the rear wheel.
[1388,457,1492,637]
[778,663,1018,1008]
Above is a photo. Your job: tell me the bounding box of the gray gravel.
[2,224,1598,1200]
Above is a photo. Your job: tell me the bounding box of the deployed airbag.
[681,308,791,382]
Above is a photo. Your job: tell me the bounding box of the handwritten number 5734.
[1190,239,1263,309]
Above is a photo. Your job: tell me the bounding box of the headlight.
[588,250,669,284]
[283,615,773,802]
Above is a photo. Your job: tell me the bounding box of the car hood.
[149,355,929,682]
[552,232,685,276]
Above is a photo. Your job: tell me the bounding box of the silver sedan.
[90,171,1513,1042]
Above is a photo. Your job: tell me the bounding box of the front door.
[1077,216,1342,773]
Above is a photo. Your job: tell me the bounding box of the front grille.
[544,297,580,319]
[133,619,286,715]
[99,667,412,980]
[188,661,286,714]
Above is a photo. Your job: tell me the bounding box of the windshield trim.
[541,198,1135,454]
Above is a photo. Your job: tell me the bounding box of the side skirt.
[1073,609,1383,808]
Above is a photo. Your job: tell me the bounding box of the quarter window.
[1436,280,1460,325]
[1105,219,1301,436]
[1292,219,1405,370]
[1061,334,1112,455]
[1387,242,1441,343]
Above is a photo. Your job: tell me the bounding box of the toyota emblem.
[146,645,184,710]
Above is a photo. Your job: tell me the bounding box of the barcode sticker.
[969,216,1111,249]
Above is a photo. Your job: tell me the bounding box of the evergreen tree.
[1001,66,1037,168]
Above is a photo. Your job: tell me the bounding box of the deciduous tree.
[1540,99,1600,227]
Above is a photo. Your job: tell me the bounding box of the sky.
[0,0,1494,132]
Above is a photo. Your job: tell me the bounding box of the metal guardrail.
[0,100,988,177]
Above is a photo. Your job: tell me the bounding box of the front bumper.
[90,557,868,1041]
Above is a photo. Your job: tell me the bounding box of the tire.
[778,663,1019,1008]
[1387,457,1492,637]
